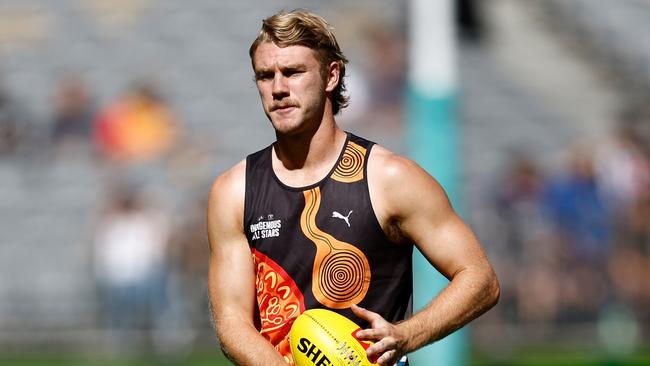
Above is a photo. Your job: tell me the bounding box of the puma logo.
[332,210,353,227]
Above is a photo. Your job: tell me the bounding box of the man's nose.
[272,74,289,99]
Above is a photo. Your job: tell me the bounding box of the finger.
[366,337,394,358]
[377,350,398,366]
[351,304,382,324]
[354,327,384,341]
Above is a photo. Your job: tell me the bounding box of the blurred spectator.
[598,109,650,332]
[457,0,485,43]
[93,186,171,350]
[0,81,30,154]
[487,134,650,337]
[628,188,650,255]
[493,155,559,325]
[94,81,177,164]
[352,23,405,133]
[51,75,95,147]
[364,25,405,107]
[608,245,650,326]
[154,197,211,355]
[595,111,650,218]
[495,155,549,263]
[542,147,611,321]
[543,147,612,265]
[595,110,650,248]
[168,197,209,320]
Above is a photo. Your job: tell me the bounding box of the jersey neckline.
[269,131,351,192]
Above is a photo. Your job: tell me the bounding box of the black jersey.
[244,132,412,360]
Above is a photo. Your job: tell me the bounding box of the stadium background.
[0,0,649,365]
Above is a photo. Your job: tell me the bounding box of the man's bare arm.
[207,161,287,366]
[355,147,500,365]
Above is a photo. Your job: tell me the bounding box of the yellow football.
[289,308,377,366]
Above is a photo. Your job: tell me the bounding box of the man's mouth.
[272,104,296,111]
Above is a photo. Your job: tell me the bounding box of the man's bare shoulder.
[368,144,428,183]
[209,160,246,199]
[368,144,451,219]
[208,159,247,223]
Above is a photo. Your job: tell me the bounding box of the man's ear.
[325,61,340,92]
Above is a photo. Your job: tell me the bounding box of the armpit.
[383,219,411,245]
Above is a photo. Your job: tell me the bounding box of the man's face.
[253,42,333,135]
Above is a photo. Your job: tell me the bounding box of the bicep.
[207,168,257,329]
[381,157,489,280]
[403,204,486,280]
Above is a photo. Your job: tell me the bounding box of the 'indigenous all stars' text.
[250,219,282,240]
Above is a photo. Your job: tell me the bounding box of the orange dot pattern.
[252,248,305,363]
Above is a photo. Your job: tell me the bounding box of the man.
[208,10,499,366]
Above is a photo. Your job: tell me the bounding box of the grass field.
[1,347,649,366]
[0,352,231,366]
[471,346,650,366]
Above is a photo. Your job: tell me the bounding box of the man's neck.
[272,119,347,186]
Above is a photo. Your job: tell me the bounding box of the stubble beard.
[268,96,327,138]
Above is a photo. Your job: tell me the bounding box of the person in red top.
[94,83,176,163]
[207,10,499,366]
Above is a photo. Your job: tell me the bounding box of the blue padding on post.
[406,87,467,366]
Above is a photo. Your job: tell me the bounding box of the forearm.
[398,267,499,352]
[216,317,287,366]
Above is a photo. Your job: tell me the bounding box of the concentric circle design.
[301,187,371,309]
[332,142,366,183]
[319,250,366,303]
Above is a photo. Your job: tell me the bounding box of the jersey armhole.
[243,155,253,241]
[364,143,398,245]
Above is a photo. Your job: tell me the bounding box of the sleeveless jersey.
[244,133,413,361]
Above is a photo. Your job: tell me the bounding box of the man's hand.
[351,304,409,366]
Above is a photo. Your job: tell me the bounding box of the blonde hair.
[249,10,349,115]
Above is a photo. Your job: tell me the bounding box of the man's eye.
[285,70,302,77]
[256,73,273,81]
